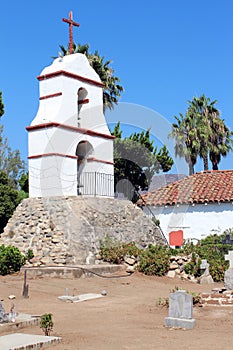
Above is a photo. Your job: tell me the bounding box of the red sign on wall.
[169,230,184,246]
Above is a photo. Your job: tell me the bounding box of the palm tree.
[189,95,233,170]
[208,116,233,170]
[170,95,233,173]
[170,111,200,175]
[188,95,217,171]
[58,43,123,113]
[0,91,4,118]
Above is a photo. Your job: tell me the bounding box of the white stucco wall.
[28,53,114,197]
[143,202,233,242]
[31,54,109,134]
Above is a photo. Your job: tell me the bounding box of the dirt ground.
[1,270,233,350]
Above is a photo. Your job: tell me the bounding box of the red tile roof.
[139,170,233,206]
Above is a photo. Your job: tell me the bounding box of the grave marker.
[164,290,196,329]
[224,250,233,290]
[22,270,29,298]
[222,234,233,245]
[225,250,233,269]
[0,301,8,323]
[199,259,213,284]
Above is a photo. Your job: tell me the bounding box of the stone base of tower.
[1,197,166,266]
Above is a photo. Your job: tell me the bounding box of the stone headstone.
[0,301,9,323]
[164,290,196,329]
[224,250,233,290]
[199,259,214,284]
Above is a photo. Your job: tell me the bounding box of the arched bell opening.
[76,140,93,194]
[77,87,88,127]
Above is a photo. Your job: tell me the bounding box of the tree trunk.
[203,155,209,171]
[212,162,218,170]
[189,163,194,175]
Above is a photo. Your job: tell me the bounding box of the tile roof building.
[139,170,233,244]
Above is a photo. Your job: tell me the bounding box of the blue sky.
[1,0,233,175]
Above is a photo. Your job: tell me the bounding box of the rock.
[54,258,66,264]
[8,295,16,300]
[40,257,52,265]
[95,254,102,260]
[199,275,214,284]
[189,276,197,283]
[169,262,179,270]
[126,265,135,273]
[52,237,60,244]
[0,197,167,266]
[86,252,96,265]
[167,270,176,278]
[124,257,136,266]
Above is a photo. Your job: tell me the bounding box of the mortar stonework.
[1,197,165,266]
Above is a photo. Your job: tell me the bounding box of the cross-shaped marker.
[62,11,80,54]
[225,250,233,269]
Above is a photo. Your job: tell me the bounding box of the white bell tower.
[26,13,114,198]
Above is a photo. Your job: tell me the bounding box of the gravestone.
[164,290,196,329]
[222,234,233,245]
[199,259,213,284]
[224,250,233,290]
[0,301,9,323]
[22,270,29,298]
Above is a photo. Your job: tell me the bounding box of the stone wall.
[1,196,166,266]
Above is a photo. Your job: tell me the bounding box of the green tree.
[0,96,26,232]
[0,171,20,232]
[169,111,199,175]
[0,126,25,188]
[187,95,214,171]
[58,43,123,113]
[112,122,174,202]
[208,115,233,170]
[0,92,4,118]
[0,245,26,275]
[170,95,233,174]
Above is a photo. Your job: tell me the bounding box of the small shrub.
[0,245,26,275]
[40,313,53,336]
[184,252,201,277]
[99,235,141,264]
[26,249,34,262]
[156,296,169,308]
[137,244,171,276]
[156,287,201,308]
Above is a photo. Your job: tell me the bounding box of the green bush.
[181,232,230,282]
[99,235,141,264]
[99,230,233,281]
[137,244,171,276]
[40,313,53,336]
[26,249,34,262]
[184,252,201,277]
[0,245,26,275]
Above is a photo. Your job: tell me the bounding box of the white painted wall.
[28,53,114,197]
[143,202,233,242]
[31,54,109,134]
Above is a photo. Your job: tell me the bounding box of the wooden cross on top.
[62,11,80,54]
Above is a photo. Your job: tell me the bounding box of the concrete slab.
[0,333,61,350]
[0,314,39,333]
[22,264,124,279]
[58,293,104,303]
